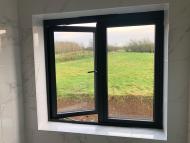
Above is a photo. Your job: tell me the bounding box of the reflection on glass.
[58,22,96,27]
[54,32,95,113]
[107,25,155,120]
[62,114,98,122]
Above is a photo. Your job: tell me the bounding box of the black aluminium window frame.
[43,11,164,129]
[44,25,97,119]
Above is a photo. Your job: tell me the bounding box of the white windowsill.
[39,122,167,141]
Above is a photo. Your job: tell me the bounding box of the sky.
[54,24,155,48]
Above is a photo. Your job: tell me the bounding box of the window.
[44,11,164,128]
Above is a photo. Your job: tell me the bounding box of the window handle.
[87,70,97,73]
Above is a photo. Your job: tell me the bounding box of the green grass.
[55,51,154,98]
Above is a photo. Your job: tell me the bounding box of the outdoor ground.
[55,51,154,121]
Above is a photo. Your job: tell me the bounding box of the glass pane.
[54,31,95,113]
[107,25,155,120]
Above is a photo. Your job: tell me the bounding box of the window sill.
[38,121,167,141]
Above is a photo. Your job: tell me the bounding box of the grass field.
[55,51,154,98]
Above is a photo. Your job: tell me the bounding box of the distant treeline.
[55,41,85,54]
[108,40,154,53]
[55,39,154,55]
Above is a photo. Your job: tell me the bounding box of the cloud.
[107,25,155,46]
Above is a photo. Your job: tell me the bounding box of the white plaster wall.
[18,0,190,143]
[0,0,24,143]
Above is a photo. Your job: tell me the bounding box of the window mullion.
[96,19,108,123]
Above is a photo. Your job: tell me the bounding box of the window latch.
[87,70,97,73]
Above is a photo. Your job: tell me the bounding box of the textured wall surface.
[17,0,190,143]
[0,0,24,143]
[168,1,190,143]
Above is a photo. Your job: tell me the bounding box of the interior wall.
[0,0,24,143]
[18,0,190,143]
[169,1,190,143]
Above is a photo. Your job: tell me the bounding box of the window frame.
[43,11,164,129]
[44,24,98,121]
